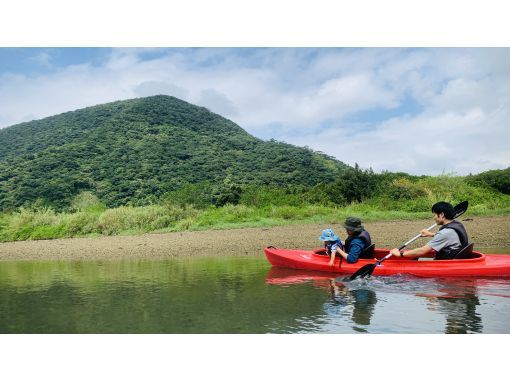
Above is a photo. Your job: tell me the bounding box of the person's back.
[344,230,372,259]
[431,219,468,260]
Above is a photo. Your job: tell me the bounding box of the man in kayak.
[327,217,372,266]
[389,201,469,260]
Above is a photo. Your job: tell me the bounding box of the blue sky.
[0,47,509,175]
[0,48,108,75]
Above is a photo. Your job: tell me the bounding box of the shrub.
[211,183,242,207]
[333,164,379,204]
[70,191,106,212]
[63,211,101,235]
[388,178,427,200]
[163,182,214,208]
[467,168,510,195]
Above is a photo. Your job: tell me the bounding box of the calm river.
[1,254,509,333]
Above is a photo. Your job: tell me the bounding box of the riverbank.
[0,215,509,261]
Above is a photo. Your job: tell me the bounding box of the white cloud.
[0,48,509,175]
[198,88,239,117]
[30,51,52,67]
[286,101,510,175]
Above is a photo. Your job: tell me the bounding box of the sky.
[0,47,509,176]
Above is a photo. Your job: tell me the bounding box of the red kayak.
[264,246,510,278]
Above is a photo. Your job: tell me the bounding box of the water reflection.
[266,268,380,332]
[265,267,510,333]
[325,280,377,332]
[0,258,509,333]
[417,279,483,333]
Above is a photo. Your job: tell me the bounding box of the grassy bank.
[1,197,509,242]
[1,173,510,242]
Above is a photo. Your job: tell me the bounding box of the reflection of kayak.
[265,267,334,285]
[264,247,510,278]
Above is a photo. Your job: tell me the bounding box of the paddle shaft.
[398,223,437,250]
[374,223,438,265]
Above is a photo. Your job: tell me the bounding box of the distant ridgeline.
[0,95,350,211]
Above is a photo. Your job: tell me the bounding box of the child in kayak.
[319,228,344,262]
[327,217,373,266]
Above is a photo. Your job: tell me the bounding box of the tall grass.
[0,198,509,242]
[1,178,509,242]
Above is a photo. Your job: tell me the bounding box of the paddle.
[346,201,469,281]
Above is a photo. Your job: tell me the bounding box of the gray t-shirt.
[427,228,462,253]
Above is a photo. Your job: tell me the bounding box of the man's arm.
[390,244,434,258]
[336,240,363,263]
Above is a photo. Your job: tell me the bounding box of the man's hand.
[420,229,435,237]
[390,248,401,257]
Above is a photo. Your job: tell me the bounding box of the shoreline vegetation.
[1,200,510,244]
[1,172,510,243]
[1,215,509,261]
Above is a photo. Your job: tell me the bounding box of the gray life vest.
[436,220,469,260]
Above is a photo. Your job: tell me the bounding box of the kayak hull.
[264,247,510,278]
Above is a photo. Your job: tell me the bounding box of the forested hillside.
[0,95,349,211]
[1,96,509,242]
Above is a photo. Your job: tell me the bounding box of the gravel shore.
[0,215,509,261]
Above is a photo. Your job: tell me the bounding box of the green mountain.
[0,95,349,211]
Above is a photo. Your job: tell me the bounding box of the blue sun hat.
[319,228,339,242]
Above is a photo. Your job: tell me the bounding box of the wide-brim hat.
[343,217,364,232]
[319,228,339,241]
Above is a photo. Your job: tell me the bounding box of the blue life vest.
[345,230,372,258]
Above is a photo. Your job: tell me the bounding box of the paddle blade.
[453,200,469,219]
[349,263,376,281]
